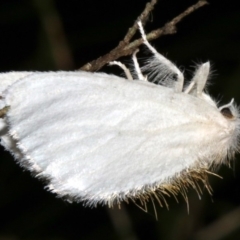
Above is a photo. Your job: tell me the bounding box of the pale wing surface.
[2,71,228,204]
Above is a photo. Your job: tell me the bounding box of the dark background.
[1,0,240,239]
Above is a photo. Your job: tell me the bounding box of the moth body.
[0,22,239,207]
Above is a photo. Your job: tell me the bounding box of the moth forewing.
[0,22,239,208]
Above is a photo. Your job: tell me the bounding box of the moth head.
[218,99,240,157]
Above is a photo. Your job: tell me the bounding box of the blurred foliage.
[1,0,240,239]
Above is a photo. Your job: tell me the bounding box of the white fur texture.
[0,68,239,207]
[0,23,239,207]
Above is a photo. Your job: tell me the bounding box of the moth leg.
[137,21,184,92]
[184,62,210,96]
[132,49,147,81]
[109,61,133,80]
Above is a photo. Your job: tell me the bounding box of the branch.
[80,0,208,72]
[122,0,158,44]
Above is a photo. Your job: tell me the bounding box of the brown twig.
[122,0,158,45]
[80,0,208,72]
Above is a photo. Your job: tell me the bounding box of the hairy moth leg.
[109,61,133,80]
[132,49,147,81]
[184,62,210,96]
[137,21,184,92]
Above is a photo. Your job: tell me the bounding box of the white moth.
[0,22,239,209]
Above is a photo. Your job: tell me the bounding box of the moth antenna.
[132,49,147,81]
[109,61,133,80]
[137,21,184,92]
[185,62,210,96]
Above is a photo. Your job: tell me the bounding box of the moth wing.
[0,72,33,96]
[2,71,226,205]
[0,72,34,157]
